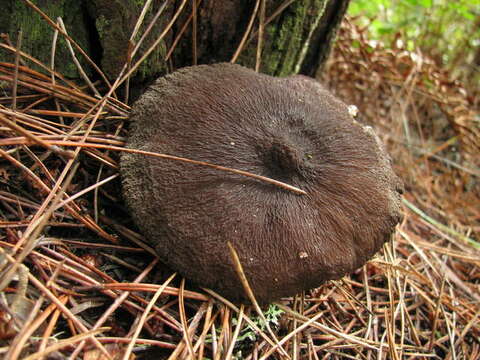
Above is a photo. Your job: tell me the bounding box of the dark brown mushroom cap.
[121,63,403,304]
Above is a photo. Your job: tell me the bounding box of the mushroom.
[121,63,403,304]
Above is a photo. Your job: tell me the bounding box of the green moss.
[275,5,303,76]
[95,15,110,34]
[134,0,148,7]
[2,0,91,78]
[239,0,327,77]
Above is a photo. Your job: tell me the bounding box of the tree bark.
[0,0,94,78]
[0,0,350,84]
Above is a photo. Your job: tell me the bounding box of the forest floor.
[0,12,479,360]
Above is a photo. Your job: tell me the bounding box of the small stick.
[121,273,176,360]
[255,0,265,72]
[12,30,22,114]
[165,0,203,61]
[57,17,100,97]
[178,278,196,360]
[0,113,74,159]
[43,140,308,195]
[227,241,291,359]
[23,327,110,360]
[225,304,245,359]
[231,0,261,63]
[192,0,198,65]
[53,173,119,211]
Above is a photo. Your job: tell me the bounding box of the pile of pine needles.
[0,3,479,360]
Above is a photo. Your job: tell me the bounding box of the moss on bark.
[0,0,349,84]
[0,0,92,78]
[238,0,329,76]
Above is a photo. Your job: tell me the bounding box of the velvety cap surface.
[121,63,403,303]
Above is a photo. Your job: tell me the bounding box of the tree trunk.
[0,0,350,84]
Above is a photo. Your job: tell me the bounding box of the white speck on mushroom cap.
[348,104,359,117]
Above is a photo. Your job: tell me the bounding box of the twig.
[231,0,261,63]
[122,273,176,360]
[255,0,265,72]
[12,30,22,115]
[227,241,290,359]
[39,140,307,195]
